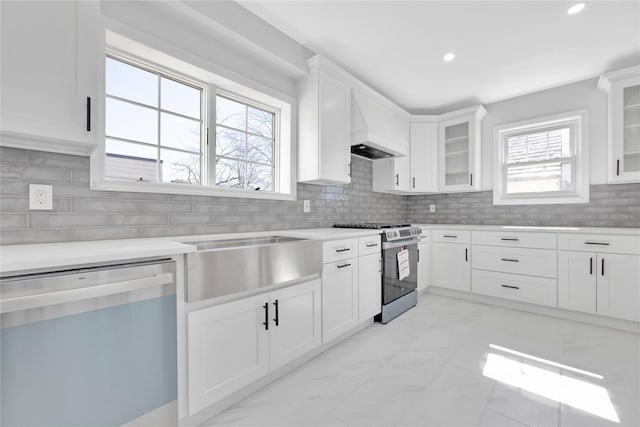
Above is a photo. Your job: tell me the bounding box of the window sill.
[90,179,297,201]
[493,192,589,206]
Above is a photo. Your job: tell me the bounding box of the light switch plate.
[29,184,53,210]
[303,200,311,213]
[429,204,436,213]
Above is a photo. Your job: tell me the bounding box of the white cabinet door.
[187,295,269,415]
[558,251,597,314]
[269,279,322,371]
[0,0,99,154]
[410,122,438,192]
[318,69,351,184]
[597,253,640,321]
[417,241,430,293]
[322,258,358,342]
[358,253,382,322]
[432,242,470,291]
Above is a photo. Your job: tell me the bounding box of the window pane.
[161,77,201,119]
[106,98,157,144]
[247,135,273,165]
[215,157,244,188]
[216,96,246,130]
[507,127,571,164]
[248,106,274,137]
[105,139,158,182]
[106,57,158,107]
[160,113,201,152]
[246,163,273,191]
[506,161,572,194]
[160,149,200,184]
[216,126,246,160]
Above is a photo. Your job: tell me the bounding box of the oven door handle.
[0,272,174,314]
[382,239,419,250]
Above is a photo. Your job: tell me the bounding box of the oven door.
[381,239,418,305]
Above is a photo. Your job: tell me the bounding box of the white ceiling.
[238,1,640,114]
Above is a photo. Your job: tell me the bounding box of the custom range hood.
[350,88,410,160]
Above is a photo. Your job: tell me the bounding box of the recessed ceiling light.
[567,2,585,15]
[443,53,455,62]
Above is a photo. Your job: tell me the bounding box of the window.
[215,95,276,191]
[93,42,295,201]
[493,110,589,205]
[105,55,205,184]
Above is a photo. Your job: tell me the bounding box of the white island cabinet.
[1,0,100,155]
[187,278,321,415]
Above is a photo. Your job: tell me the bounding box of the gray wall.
[0,147,406,245]
[405,184,640,228]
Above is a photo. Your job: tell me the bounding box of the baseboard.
[425,286,640,333]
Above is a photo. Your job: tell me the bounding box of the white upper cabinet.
[598,66,640,184]
[298,56,351,184]
[0,0,100,155]
[438,106,486,192]
[371,121,437,194]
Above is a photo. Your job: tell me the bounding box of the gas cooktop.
[333,223,411,229]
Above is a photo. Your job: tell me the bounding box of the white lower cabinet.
[432,242,470,291]
[187,279,321,415]
[417,239,430,293]
[322,258,358,342]
[358,252,381,322]
[472,269,557,307]
[559,249,640,322]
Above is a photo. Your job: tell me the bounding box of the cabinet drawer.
[472,231,556,249]
[558,234,640,255]
[358,235,382,257]
[472,269,557,307]
[433,229,471,244]
[472,245,557,278]
[323,238,357,263]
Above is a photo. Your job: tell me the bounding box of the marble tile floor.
[204,293,640,427]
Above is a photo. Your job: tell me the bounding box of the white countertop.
[412,224,640,235]
[2,225,638,275]
[0,228,380,275]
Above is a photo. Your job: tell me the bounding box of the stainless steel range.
[334,223,421,323]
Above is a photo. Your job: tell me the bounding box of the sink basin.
[191,236,305,251]
[186,235,322,303]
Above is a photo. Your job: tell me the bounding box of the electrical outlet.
[29,184,53,210]
[429,204,436,213]
[303,200,311,213]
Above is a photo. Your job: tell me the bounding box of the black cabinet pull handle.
[366,243,378,247]
[501,284,520,290]
[465,248,468,262]
[590,257,593,275]
[273,300,279,326]
[470,173,473,186]
[86,96,91,132]
[601,258,605,276]
[585,242,610,246]
[395,173,399,186]
[501,237,519,242]
[335,248,351,253]
[501,258,520,263]
[412,177,416,188]
[262,303,269,330]
[443,235,457,238]
[417,248,420,263]
[348,162,352,177]
[617,159,620,176]
[337,263,351,269]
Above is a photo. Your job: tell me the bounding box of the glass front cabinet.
[599,66,640,184]
[438,105,487,192]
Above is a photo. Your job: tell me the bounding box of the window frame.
[91,36,296,201]
[493,109,590,205]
